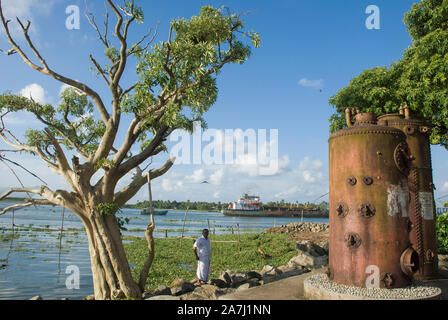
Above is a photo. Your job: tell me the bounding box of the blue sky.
[0,0,447,206]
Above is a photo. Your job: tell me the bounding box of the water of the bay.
[0,202,328,300]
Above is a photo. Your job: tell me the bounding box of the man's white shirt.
[193,235,211,260]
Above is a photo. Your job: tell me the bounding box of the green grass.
[123,232,297,291]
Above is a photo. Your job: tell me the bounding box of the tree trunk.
[81,212,142,300]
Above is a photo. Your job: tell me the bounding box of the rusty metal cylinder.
[328,113,416,288]
[378,111,438,280]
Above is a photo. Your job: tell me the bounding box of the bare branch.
[106,0,127,84]
[138,221,155,291]
[0,200,55,216]
[116,125,172,176]
[113,155,175,207]
[0,187,46,201]
[112,118,141,166]
[43,129,80,193]
[0,186,84,216]
[89,54,111,86]
[126,23,159,58]
[0,130,59,171]
[29,110,90,160]
[0,3,111,124]
[85,0,110,49]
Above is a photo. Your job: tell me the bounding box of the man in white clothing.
[193,229,211,285]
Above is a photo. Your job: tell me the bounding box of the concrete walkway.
[219,268,326,300]
[218,268,448,300]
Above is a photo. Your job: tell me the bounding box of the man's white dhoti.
[196,257,210,282]
[193,235,211,282]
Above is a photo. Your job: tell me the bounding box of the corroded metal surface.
[378,111,439,280]
[329,112,414,288]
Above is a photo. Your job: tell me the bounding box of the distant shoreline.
[0,200,326,215]
[222,209,329,219]
[123,207,218,213]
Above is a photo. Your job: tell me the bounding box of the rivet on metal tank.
[329,109,416,288]
[358,203,376,218]
[335,202,348,218]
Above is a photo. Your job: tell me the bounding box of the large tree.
[0,1,259,300]
[329,0,448,149]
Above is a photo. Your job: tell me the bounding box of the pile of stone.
[265,222,329,234]
[145,239,329,300]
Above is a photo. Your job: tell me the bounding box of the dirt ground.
[287,231,329,245]
[265,226,329,246]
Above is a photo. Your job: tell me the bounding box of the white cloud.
[19,83,47,104]
[186,169,206,183]
[210,169,224,185]
[2,0,35,19]
[231,153,260,177]
[298,157,324,183]
[161,178,184,192]
[2,0,56,18]
[274,186,303,199]
[278,155,291,171]
[273,157,327,200]
[298,78,324,89]
[299,157,323,171]
[1,0,56,37]
[442,182,448,191]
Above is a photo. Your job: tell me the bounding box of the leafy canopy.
[122,6,260,151]
[329,0,448,149]
[0,89,106,159]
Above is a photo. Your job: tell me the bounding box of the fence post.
[237,223,241,251]
[180,208,189,249]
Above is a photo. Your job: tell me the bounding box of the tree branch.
[0,2,111,124]
[85,0,110,49]
[89,54,111,86]
[0,186,84,216]
[113,155,175,207]
[116,125,172,177]
[0,129,59,171]
[0,199,55,216]
[138,221,155,291]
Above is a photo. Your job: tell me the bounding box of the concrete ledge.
[218,268,326,300]
[304,273,443,300]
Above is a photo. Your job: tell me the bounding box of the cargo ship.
[221,194,329,218]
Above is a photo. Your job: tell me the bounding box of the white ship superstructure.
[228,194,260,211]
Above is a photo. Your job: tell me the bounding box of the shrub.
[436,213,448,254]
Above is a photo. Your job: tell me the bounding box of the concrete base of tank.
[304,273,442,300]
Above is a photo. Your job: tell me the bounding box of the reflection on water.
[0,202,328,300]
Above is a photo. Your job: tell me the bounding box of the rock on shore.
[144,238,329,301]
[265,222,329,234]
